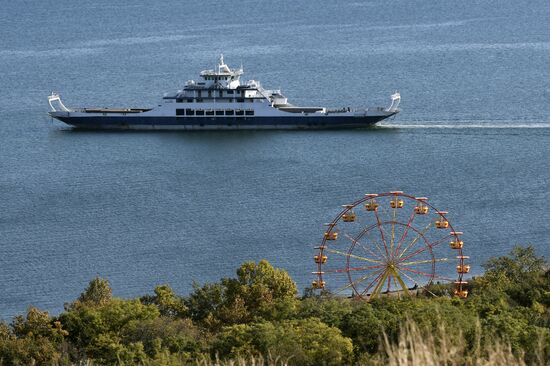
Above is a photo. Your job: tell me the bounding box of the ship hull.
[51,114,396,130]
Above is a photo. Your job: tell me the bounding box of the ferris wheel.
[312,191,469,300]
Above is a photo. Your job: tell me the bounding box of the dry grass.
[357,320,545,366]
[194,354,289,366]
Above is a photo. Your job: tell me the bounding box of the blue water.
[1,0,550,319]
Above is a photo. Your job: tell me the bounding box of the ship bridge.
[167,55,286,105]
[185,54,243,90]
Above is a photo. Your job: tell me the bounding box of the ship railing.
[385,91,401,112]
[48,92,72,112]
[256,86,275,105]
[327,108,349,114]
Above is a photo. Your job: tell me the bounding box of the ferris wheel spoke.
[399,267,454,282]
[393,211,416,257]
[398,221,432,259]
[360,270,386,296]
[325,248,382,264]
[324,264,386,274]
[360,229,388,260]
[352,223,387,260]
[399,234,451,263]
[390,203,397,255]
[344,234,384,261]
[399,257,450,266]
[396,267,423,288]
[373,210,390,256]
[336,268,384,294]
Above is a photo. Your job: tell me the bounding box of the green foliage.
[212,318,353,366]
[141,285,188,318]
[1,251,548,365]
[12,307,68,342]
[186,260,299,328]
[76,277,113,307]
[483,245,546,277]
[297,295,353,328]
[59,298,160,363]
[121,317,202,357]
[0,307,67,365]
[476,245,550,307]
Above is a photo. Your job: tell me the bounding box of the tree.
[12,307,67,342]
[478,245,549,307]
[298,296,353,329]
[76,277,113,307]
[121,317,202,358]
[59,298,159,362]
[212,319,353,366]
[483,245,547,281]
[141,285,188,318]
[0,307,68,365]
[233,260,298,320]
[186,260,299,327]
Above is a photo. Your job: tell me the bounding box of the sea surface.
[1,0,550,319]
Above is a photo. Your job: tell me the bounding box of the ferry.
[48,55,400,130]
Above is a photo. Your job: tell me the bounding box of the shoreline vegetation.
[1,245,548,365]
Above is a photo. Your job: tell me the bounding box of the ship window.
[215,110,224,116]
[208,91,212,98]
[176,98,183,103]
[187,99,193,103]
[236,109,244,116]
[227,90,234,95]
[176,109,185,116]
[248,98,254,103]
[185,109,194,116]
[225,109,234,115]
[218,91,223,97]
[196,98,203,102]
[206,110,214,116]
[237,98,244,103]
[245,110,254,116]
[196,110,204,116]
[197,91,202,97]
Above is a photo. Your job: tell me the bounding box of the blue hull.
[54,115,396,130]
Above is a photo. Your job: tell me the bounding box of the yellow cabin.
[314,255,328,264]
[390,199,404,208]
[365,202,379,211]
[450,240,464,249]
[454,289,468,298]
[415,205,429,214]
[324,232,338,240]
[457,264,470,273]
[342,212,356,222]
[312,280,326,289]
[435,220,449,229]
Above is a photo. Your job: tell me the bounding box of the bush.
[212,318,353,366]
[186,260,299,328]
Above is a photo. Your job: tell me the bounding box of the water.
[1,0,550,319]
